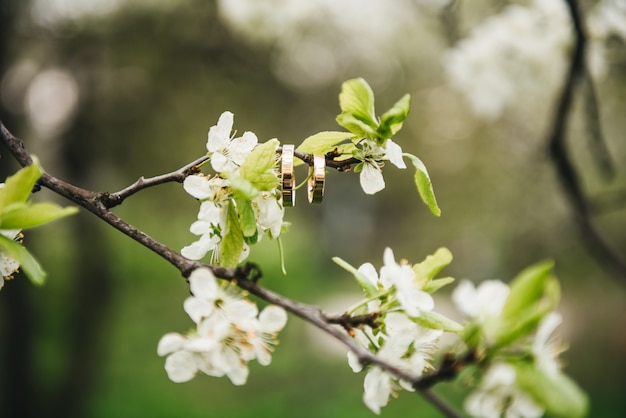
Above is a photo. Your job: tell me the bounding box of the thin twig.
[102,155,209,208]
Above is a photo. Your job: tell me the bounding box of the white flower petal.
[183,297,215,323]
[360,162,385,195]
[452,279,509,320]
[258,305,288,333]
[363,368,392,414]
[164,351,198,383]
[384,139,406,169]
[181,236,214,260]
[183,175,212,200]
[347,351,364,373]
[189,268,219,299]
[157,333,186,356]
[210,152,231,173]
[357,262,380,288]
[207,111,234,152]
[223,298,258,322]
[184,336,217,353]
[230,131,258,165]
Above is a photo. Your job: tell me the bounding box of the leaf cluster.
[0,159,78,285]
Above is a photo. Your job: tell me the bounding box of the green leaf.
[220,202,244,267]
[494,261,561,348]
[413,310,463,333]
[502,260,555,320]
[235,197,257,238]
[0,233,46,286]
[296,131,356,159]
[0,202,78,230]
[336,78,379,137]
[230,175,259,200]
[338,78,377,125]
[404,153,441,217]
[335,114,378,139]
[413,247,453,284]
[516,363,589,418]
[239,139,280,192]
[378,93,411,140]
[0,158,43,210]
[423,276,455,293]
[332,256,377,297]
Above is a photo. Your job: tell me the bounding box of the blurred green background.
[1,1,625,417]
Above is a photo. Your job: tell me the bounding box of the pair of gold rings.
[280,145,325,206]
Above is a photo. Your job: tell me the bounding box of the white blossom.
[465,363,544,418]
[349,312,442,414]
[251,191,284,239]
[452,279,510,321]
[452,279,510,343]
[183,267,257,324]
[358,139,406,195]
[206,111,257,173]
[158,270,288,386]
[181,200,227,261]
[380,248,434,317]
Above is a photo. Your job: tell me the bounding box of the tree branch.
[101,155,209,208]
[547,0,626,284]
[0,121,462,418]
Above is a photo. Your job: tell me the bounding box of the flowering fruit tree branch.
[0,119,463,418]
[0,76,589,418]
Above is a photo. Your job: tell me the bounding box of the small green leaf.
[402,153,441,216]
[516,363,589,418]
[0,233,46,286]
[338,78,377,126]
[336,78,379,138]
[423,276,455,293]
[332,256,377,297]
[295,131,357,166]
[413,310,464,333]
[493,261,561,348]
[413,247,453,284]
[378,93,411,140]
[239,139,280,192]
[404,153,441,217]
[0,158,43,210]
[220,202,244,267]
[335,114,378,139]
[0,202,78,230]
[230,175,259,200]
[235,197,257,238]
[502,260,555,320]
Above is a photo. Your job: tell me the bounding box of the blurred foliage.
[0,0,625,417]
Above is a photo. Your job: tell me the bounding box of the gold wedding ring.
[308,154,325,204]
[281,144,295,207]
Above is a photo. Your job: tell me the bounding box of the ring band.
[308,154,325,204]
[281,144,295,207]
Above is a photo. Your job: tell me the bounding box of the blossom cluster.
[453,280,566,418]
[338,248,582,417]
[338,247,458,413]
[158,267,288,385]
[181,111,285,265]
